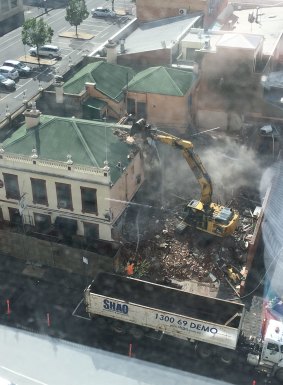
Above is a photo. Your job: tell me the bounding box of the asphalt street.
[0,0,135,120]
[0,251,277,385]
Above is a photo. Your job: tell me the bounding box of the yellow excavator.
[130,119,239,237]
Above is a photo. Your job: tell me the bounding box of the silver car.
[29,45,61,59]
[91,7,116,17]
[3,60,31,77]
[0,74,16,91]
[0,66,19,80]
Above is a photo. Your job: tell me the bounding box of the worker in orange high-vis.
[125,259,135,276]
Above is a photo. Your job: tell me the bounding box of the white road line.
[0,365,49,385]
[72,298,83,316]
[14,89,28,99]
[73,314,91,321]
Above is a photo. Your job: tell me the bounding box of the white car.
[0,74,16,91]
[3,60,31,77]
[91,7,116,17]
[0,66,19,80]
[29,45,61,59]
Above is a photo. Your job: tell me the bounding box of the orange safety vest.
[126,263,134,276]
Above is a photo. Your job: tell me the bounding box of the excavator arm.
[153,135,213,206]
[130,120,213,206]
[130,119,239,237]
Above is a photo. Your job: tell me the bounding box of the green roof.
[63,61,135,101]
[3,115,134,184]
[128,66,195,96]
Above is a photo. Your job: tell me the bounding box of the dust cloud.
[154,136,263,205]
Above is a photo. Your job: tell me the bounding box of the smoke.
[154,136,262,205]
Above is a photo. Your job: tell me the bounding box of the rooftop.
[2,115,135,183]
[63,61,135,101]
[127,66,196,96]
[216,33,263,50]
[122,14,202,54]
[223,7,283,56]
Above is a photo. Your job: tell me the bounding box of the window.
[127,98,135,114]
[31,178,48,205]
[10,0,18,8]
[8,207,21,226]
[84,222,99,241]
[137,102,147,119]
[80,187,98,214]
[34,213,51,232]
[1,0,9,12]
[267,343,279,352]
[186,48,197,60]
[55,182,73,210]
[3,173,20,200]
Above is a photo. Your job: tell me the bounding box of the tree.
[65,0,89,38]
[22,18,54,66]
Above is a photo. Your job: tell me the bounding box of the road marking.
[72,298,91,321]
[0,365,49,385]
[14,89,28,99]
[72,298,83,316]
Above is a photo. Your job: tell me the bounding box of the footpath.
[23,4,53,20]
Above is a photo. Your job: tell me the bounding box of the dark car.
[3,60,32,77]
[0,74,16,91]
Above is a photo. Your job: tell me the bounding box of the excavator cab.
[176,200,239,237]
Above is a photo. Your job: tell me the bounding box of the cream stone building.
[0,104,144,244]
[0,0,24,35]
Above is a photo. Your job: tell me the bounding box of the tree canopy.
[65,0,89,37]
[21,18,54,64]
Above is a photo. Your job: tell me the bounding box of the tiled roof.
[63,61,135,101]
[3,115,134,183]
[127,66,196,96]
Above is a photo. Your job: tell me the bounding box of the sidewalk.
[24,4,53,20]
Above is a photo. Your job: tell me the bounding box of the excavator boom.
[130,119,239,237]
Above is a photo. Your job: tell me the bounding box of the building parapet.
[0,152,110,183]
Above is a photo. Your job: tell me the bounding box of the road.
[0,0,135,121]
[0,252,276,385]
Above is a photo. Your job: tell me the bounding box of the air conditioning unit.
[179,8,187,15]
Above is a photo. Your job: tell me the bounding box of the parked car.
[3,60,31,77]
[0,66,19,80]
[0,74,16,92]
[29,45,61,59]
[91,7,116,17]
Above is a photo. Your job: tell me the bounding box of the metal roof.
[122,14,202,54]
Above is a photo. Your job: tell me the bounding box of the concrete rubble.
[118,185,260,297]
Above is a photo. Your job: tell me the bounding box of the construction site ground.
[116,180,263,297]
[112,127,270,331]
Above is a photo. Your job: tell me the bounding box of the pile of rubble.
[119,189,261,294]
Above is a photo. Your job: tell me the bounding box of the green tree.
[65,0,89,38]
[22,18,54,66]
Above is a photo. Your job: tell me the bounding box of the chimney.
[105,39,117,64]
[54,76,64,104]
[24,101,41,129]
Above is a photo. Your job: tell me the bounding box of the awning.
[82,98,107,110]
